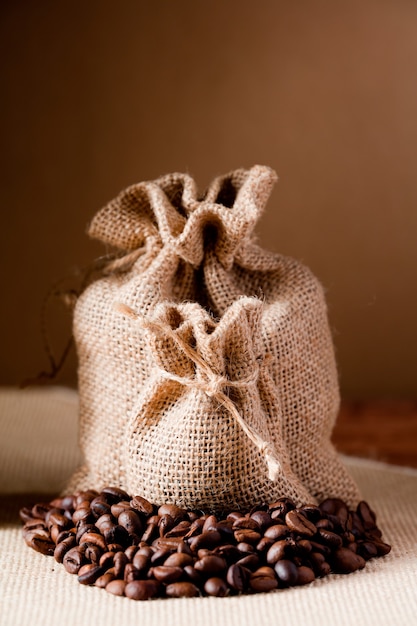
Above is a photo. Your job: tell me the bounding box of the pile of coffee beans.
[20,488,391,600]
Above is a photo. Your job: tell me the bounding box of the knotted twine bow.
[118,303,282,482]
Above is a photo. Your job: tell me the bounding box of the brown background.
[1,0,416,398]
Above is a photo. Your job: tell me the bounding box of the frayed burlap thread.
[68,164,360,508]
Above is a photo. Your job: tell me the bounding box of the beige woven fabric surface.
[1,387,417,626]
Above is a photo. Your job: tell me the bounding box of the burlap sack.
[69,164,360,507]
[120,297,312,511]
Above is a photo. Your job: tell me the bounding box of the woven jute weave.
[69,165,360,509]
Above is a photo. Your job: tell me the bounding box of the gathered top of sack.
[88,164,279,271]
[69,165,361,512]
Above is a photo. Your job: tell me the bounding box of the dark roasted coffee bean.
[46,511,71,530]
[104,524,129,547]
[107,543,124,553]
[194,555,227,575]
[188,530,222,552]
[79,531,107,551]
[84,544,102,564]
[72,506,93,525]
[256,537,274,553]
[151,548,174,565]
[78,564,104,585]
[250,566,278,592]
[227,511,244,522]
[110,500,131,518]
[118,510,143,535]
[316,518,334,531]
[165,521,191,537]
[232,517,260,531]
[164,552,194,568]
[130,495,154,516]
[357,501,377,530]
[105,579,126,596]
[357,541,378,560]
[19,507,35,523]
[183,565,203,585]
[124,563,141,582]
[101,487,131,503]
[236,553,260,570]
[31,503,52,520]
[95,572,115,588]
[54,536,76,563]
[264,524,290,540]
[250,510,273,531]
[158,504,187,523]
[90,496,112,518]
[373,540,391,556]
[274,559,299,586]
[25,532,55,556]
[234,529,262,544]
[204,577,229,597]
[132,552,150,574]
[141,522,159,544]
[125,579,160,600]
[227,563,250,591]
[298,505,322,523]
[113,551,129,577]
[63,546,86,574]
[332,547,366,573]
[99,551,115,570]
[152,565,183,583]
[237,542,255,554]
[166,581,200,598]
[158,514,175,537]
[152,536,184,551]
[296,565,316,585]
[268,498,295,519]
[202,515,218,533]
[266,540,287,564]
[124,545,138,561]
[316,528,343,549]
[285,510,317,537]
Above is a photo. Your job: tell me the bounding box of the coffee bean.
[152,565,183,583]
[165,581,200,598]
[204,577,229,597]
[125,579,160,600]
[101,487,131,504]
[274,559,299,586]
[78,564,104,585]
[118,509,143,535]
[63,546,86,574]
[194,555,227,575]
[234,529,262,544]
[227,563,250,591]
[105,579,126,596]
[266,540,287,564]
[164,552,194,568]
[285,510,317,537]
[130,496,154,516]
[250,566,278,592]
[25,532,55,556]
[95,572,115,588]
[332,547,366,574]
[296,565,316,585]
[316,529,343,549]
[21,490,390,601]
[264,524,290,541]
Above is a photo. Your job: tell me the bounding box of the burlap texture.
[69,164,360,508]
[122,297,311,510]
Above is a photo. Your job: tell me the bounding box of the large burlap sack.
[69,164,360,507]
[120,297,312,511]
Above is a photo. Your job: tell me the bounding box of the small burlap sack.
[69,164,360,508]
[119,297,312,511]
